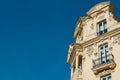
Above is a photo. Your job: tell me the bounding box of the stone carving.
[86,45,94,57]
[94,52,98,57]
[109,37,113,52]
[93,43,98,57]
[79,33,83,41]
[113,34,120,45]
[109,46,113,52]
[90,23,94,30]
[82,56,85,61]
[109,12,113,21]
[97,14,105,20]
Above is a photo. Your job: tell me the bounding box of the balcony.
[92,54,116,75]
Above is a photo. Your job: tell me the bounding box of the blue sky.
[0,0,120,80]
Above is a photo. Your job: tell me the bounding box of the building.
[67,1,120,80]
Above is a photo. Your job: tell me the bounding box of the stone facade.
[67,1,120,80]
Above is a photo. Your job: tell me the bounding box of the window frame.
[101,75,111,80]
[97,19,107,35]
[99,43,109,64]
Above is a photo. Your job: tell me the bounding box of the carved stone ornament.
[113,34,120,45]
[97,14,105,20]
[93,44,98,57]
[109,46,113,52]
[86,46,94,57]
[94,52,98,56]
[97,69,114,77]
[82,56,85,61]
[109,12,113,21]
[90,23,94,30]
[78,32,83,41]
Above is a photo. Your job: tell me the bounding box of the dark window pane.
[104,29,107,33]
[108,76,111,80]
[103,77,106,80]
[100,46,103,50]
[97,20,107,35]
[100,31,103,35]
[105,45,108,48]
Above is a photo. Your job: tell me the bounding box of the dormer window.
[97,20,107,35]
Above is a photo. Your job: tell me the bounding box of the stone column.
[76,56,79,69]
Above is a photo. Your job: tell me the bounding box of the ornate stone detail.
[93,43,98,57]
[97,14,105,20]
[109,12,113,21]
[97,69,114,77]
[78,32,83,41]
[113,34,120,45]
[108,37,113,52]
[94,52,98,56]
[90,23,94,29]
[82,56,85,61]
[109,47,113,52]
[86,45,94,57]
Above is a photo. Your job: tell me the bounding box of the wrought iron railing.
[93,54,114,68]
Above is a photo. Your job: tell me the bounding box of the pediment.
[87,1,115,15]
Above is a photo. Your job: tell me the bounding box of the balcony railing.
[93,54,114,68]
[92,54,116,75]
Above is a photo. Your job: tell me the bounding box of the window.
[97,20,107,35]
[78,55,82,69]
[99,44,109,64]
[101,75,111,80]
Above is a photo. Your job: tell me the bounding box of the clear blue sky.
[0,0,120,80]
